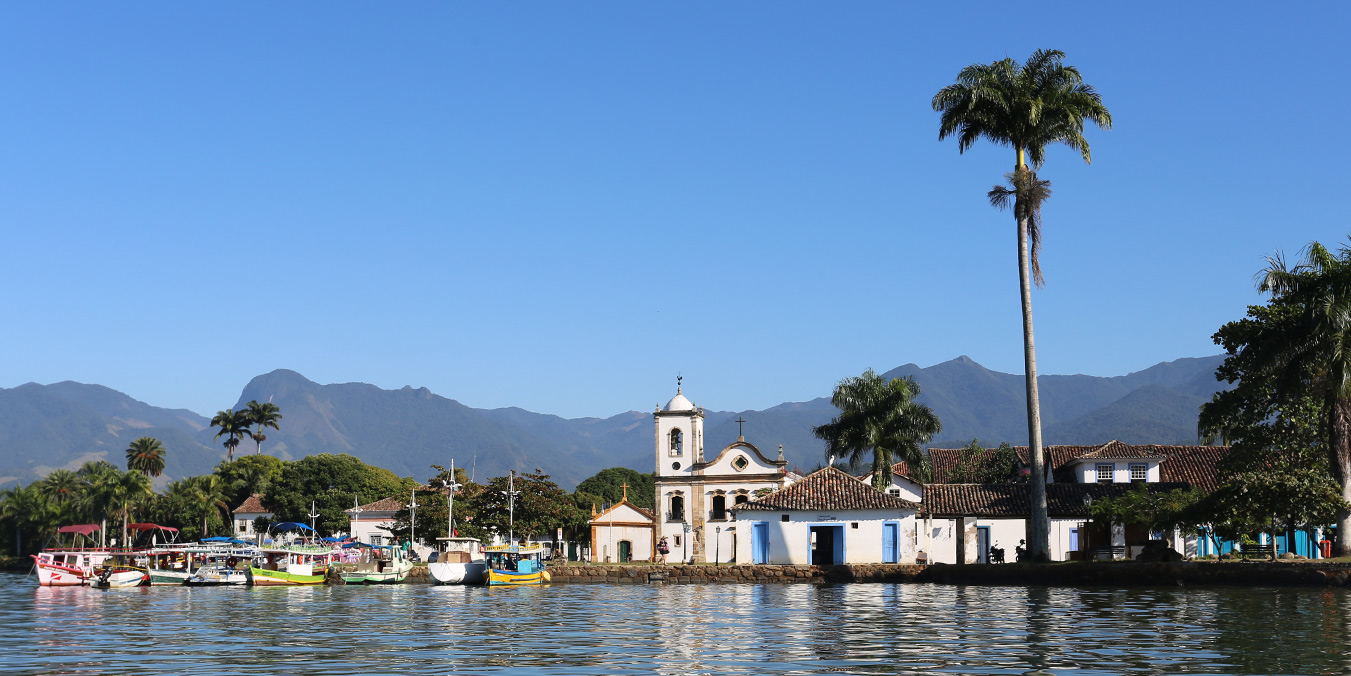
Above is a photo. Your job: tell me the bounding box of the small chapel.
[652,380,792,564]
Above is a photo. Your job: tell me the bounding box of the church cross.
[735,417,747,437]
[620,483,629,503]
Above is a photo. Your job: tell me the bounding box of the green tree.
[575,467,655,510]
[0,483,59,556]
[85,469,152,547]
[244,400,283,455]
[947,439,1023,484]
[933,49,1111,561]
[1200,242,1351,555]
[813,369,942,490]
[187,474,232,538]
[36,469,84,509]
[125,436,167,478]
[210,408,254,462]
[468,470,585,544]
[1091,485,1201,550]
[265,453,409,536]
[214,454,285,508]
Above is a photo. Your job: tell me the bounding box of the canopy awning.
[272,522,315,532]
[128,523,179,532]
[56,524,99,536]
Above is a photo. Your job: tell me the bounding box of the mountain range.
[0,355,1228,490]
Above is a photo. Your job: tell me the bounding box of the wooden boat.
[249,522,334,586]
[429,537,487,585]
[339,543,412,584]
[152,538,259,586]
[32,525,111,586]
[485,543,550,586]
[90,552,149,588]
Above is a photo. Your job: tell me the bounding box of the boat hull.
[148,569,193,586]
[186,568,250,586]
[487,568,548,586]
[249,566,327,586]
[91,569,149,588]
[429,561,487,585]
[34,562,89,587]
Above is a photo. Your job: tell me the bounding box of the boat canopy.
[201,536,253,544]
[56,524,100,535]
[128,523,179,532]
[271,522,315,532]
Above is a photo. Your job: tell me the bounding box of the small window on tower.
[732,456,749,471]
[670,429,683,457]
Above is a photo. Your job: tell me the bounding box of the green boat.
[338,543,412,584]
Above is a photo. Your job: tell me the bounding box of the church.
[651,381,792,564]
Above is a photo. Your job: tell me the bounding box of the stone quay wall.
[542,562,1351,587]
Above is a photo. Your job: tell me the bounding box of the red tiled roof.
[1076,440,1170,460]
[736,466,918,512]
[349,497,405,514]
[920,482,1194,518]
[592,500,656,523]
[1159,446,1229,492]
[232,493,269,515]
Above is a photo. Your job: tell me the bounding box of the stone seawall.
[546,564,926,585]
[543,562,1351,587]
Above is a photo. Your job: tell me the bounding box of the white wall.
[593,523,653,562]
[733,510,918,565]
[921,517,1088,563]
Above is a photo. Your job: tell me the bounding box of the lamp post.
[715,525,721,566]
[683,522,691,564]
[1082,493,1093,558]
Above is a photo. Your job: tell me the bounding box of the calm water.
[1,572,1345,675]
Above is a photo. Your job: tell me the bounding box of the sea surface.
[1,572,1346,675]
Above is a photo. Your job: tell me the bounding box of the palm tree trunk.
[1330,398,1351,556]
[1017,191,1051,563]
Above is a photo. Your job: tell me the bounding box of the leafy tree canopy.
[575,467,654,510]
[265,453,412,536]
[947,439,1024,484]
[468,470,585,543]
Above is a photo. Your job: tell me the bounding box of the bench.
[1091,545,1126,560]
[1243,544,1275,559]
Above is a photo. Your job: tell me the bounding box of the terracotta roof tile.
[1159,446,1228,492]
[232,493,269,515]
[348,497,405,514]
[736,467,917,512]
[920,482,1194,518]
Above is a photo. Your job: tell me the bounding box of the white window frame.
[1129,464,1148,483]
[1096,464,1115,484]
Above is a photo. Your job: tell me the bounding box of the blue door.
[882,522,899,563]
[752,522,769,564]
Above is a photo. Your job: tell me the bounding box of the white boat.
[428,537,487,585]
[32,525,111,587]
[340,543,413,584]
[186,563,251,586]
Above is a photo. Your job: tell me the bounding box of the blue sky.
[2,3,1346,419]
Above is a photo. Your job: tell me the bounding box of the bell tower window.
[670,429,683,457]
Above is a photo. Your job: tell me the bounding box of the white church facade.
[652,383,791,564]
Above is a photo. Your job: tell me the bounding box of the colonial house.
[346,497,404,546]
[588,487,657,563]
[731,466,921,565]
[231,493,273,539]
[903,441,1228,563]
[653,383,793,564]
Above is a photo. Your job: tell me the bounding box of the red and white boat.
[32,525,111,587]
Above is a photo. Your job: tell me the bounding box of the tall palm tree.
[187,475,232,538]
[244,400,282,455]
[211,409,254,462]
[813,369,942,490]
[1253,241,1351,556]
[37,469,83,509]
[125,436,167,477]
[84,469,152,547]
[932,49,1111,561]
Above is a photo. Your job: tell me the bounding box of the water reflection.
[2,574,1346,675]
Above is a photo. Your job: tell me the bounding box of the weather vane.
[677,374,682,393]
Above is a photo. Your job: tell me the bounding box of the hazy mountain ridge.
[0,355,1228,490]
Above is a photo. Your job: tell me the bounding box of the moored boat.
[32,525,111,587]
[429,537,487,585]
[485,543,550,586]
[339,543,412,584]
[249,522,335,586]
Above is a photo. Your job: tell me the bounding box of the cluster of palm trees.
[211,400,283,462]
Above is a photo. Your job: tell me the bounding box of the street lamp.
[683,522,691,563]
[715,526,721,566]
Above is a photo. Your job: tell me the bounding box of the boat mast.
[446,459,461,539]
[308,501,319,535]
[507,470,516,547]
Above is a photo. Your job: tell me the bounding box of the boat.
[154,537,259,586]
[485,542,550,586]
[426,460,488,585]
[429,537,487,585]
[338,543,412,584]
[249,522,335,586]
[31,525,111,587]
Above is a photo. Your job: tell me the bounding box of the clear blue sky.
[2,3,1346,419]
